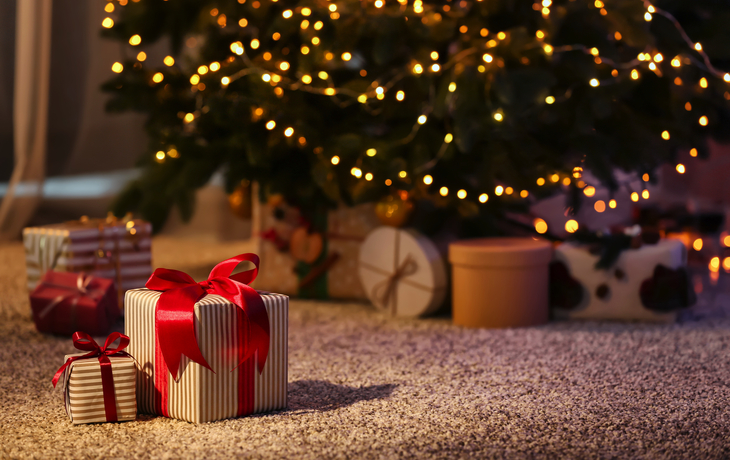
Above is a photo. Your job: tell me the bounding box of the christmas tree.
[101,0,730,235]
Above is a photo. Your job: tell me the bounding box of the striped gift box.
[23,218,153,306]
[62,353,137,425]
[125,289,288,423]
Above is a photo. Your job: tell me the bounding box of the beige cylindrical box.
[449,237,553,328]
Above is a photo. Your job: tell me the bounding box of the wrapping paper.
[552,239,686,322]
[125,289,288,423]
[61,353,137,425]
[30,271,119,336]
[23,218,152,306]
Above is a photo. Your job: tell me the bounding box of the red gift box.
[30,271,119,336]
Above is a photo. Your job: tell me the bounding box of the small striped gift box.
[23,217,152,308]
[61,353,137,424]
[125,289,288,423]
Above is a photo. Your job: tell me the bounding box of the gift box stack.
[51,253,290,425]
[24,215,153,306]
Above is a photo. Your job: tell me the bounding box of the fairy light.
[551,173,560,182]
[609,199,617,209]
[262,74,271,82]
[493,112,503,122]
[671,57,681,67]
[536,30,545,39]
[676,164,685,173]
[351,167,362,178]
[423,175,433,185]
[544,44,553,55]
[250,39,260,49]
[358,94,367,103]
[167,149,179,158]
[413,64,423,74]
[534,218,548,234]
[385,179,392,186]
[155,151,166,161]
[221,76,230,86]
[700,77,708,89]
[431,51,439,60]
[448,82,457,92]
[519,190,528,198]
[314,21,323,30]
[661,131,670,140]
[562,177,571,186]
[342,52,352,61]
[190,75,201,85]
[545,96,555,104]
[398,171,407,178]
[644,12,652,21]
[111,62,123,73]
[590,79,600,87]
[318,71,328,80]
[431,64,440,72]
[137,52,147,61]
[594,200,606,212]
[695,43,702,51]
[537,178,545,186]
[690,148,698,157]
[301,46,310,55]
[331,156,340,165]
[365,173,373,181]
[418,115,427,124]
[565,220,579,233]
[590,47,599,56]
[184,113,194,123]
[366,148,377,157]
[324,88,336,96]
[724,235,730,247]
[302,7,311,16]
[376,87,385,95]
[239,18,248,27]
[583,186,596,197]
[280,62,290,71]
[631,69,640,80]
[129,34,141,46]
[284,127,294,137]
[105,3,114,12]
[725,74,730,82]
[495,186,504,196]
[439,187,448,196]
[266,120,276,130]
[283,9,292,18]
[198,65,209,75]
[693,238,703,251]
[648,62,657,71]
[504,187,513,195]
[457,189,467,199]
[210,62,220,72]
[301,20,310,29]
[724,257,730,271]
[654,53,663,62]
[152,72,164,83]
[642,189,650,199]
[479,193,488,203]
[631,192,639,202]
[699,116,708,126]
[102,18,114,28]
[483,54,493,63]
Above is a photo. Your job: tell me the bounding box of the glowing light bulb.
[314,21,323,30]
[676,164,685,174]
[642,189,650,199]
[448,82,456,92]
[545,96,555,104]
[648,62,657,71]
[266,120,276,130]
[690,148,698,157]
[671,58,681,67]
[609,199,617,209]
[565,220,579,233]
[318,71,328,80]
[725,74,730,82]
[357,94,367,103]
[481,28,489,37]
[439,187,448,196]
[550,174,560,182]
[111,62,123,73]
[331,156,340,165]
[282,9,292,18]
[198,65,209,75]
[590,47,599,56]
[220,76,230,86]
[654,53,663,62]
[479,193,488,203]
[594,200,606,212]
[302,75,312,84]
[644,12,652,21]
[105,3,114,13]
[700,77,708,89]
[375,0,384,7]
[724,258,730,271]
[497,32,506,39]
[190,74,200,85]
[631,192,639,202]
[239,18,248,27]
[493,113,503,122]
[562,177,571,186]
[693,238,703,251]
[583,186,596,197]
[152,72,164,83]
[301,45,310,55]
[342,52,352,61]
[329,4,337,11]
[631,69,639,80]
[302,7,311,16]
[534,218,548,234]
[262,74,271,82]
[444,133,453,143]
[375,86,384,95]
[102,18,114,28]
[536,30,545,39]
[396,91,405,101]
[544,44,553,55]
[366,148,377,157]
[495,186,504,196]
[324,88,336,96]
[661,130,670,140]
[351,167,362,178]
[699,116,708,126]
[155,151,166,161]
[418,115,427,124]
[483,54,493,63]
[137,52,147,61]
[431,51,439,60]
[279,62,290,71]
[695,43,702,51]
[537,178,546,186]
[457,189,467,199]
[365,173,373,181]
[423,175,433,185]
[129,34,141,46]
[590,78,600,87]
[284,127,294,137]
[210,62,220,72]
[431,64,440,72]
[184,113,194,123]
[413,64,423,74]
[250,39,260,49]
[398,171,407,178]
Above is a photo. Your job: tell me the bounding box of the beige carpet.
[2,238,730,459]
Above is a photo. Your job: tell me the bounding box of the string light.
[545,96,555,104]
[661,130,670,140]
[351,167,362,178]
[551,173,560,182]
[520,190,529,198]
[282,9,292,18]
[644,12,652,21]
[137,52,147,61]
[609,199,617,209]
[444,133,453,143]
[724,235,730,247]
[589,78,600,87]
[266,120,276,129]
[418,115,427,124]
[493,112,503,122]
[695,43,702,51]
[537,178,545,186]
[431,64,440,72]
[631,69,640,80]
[365,173,373,181]
[693,238,703,251]
[398,171,407,178]
[366,148,377,157]
[358,94,367,103]
[221,76,230,86]
[250,39,260,49]
[423,175,433,185]
[413,64,423,74]
[210,62,220,72]
[284,127,294,137]
[562,177,571,186]
[534,218,548,234]
[700,77,708,88]
[102,18,114,28]
[690,148,698,157]
[318,71,328,80]
[439,187,448,196]
[331,156,340,165]
[495,186,504,196]
[457,189,467,199]
[324,88,336,96]
[111,62,123,73]
[301,45,310,54]
[301,8,311,16]
[671,57,681,67]
[676,164,685,173]
[505,187,513,195]
[314,21,323,30]
[448,82,457,92]
[184,113,194,123]
[479,193,488,203]
[152,72,164,83]
[583,186,595,197]
[385,179,392,186]
[155,151,166,161]
[342,52,352,61]
[104,3,114,13]
[594,200,606,212]
[483,54,493,63]
[239,18,248,27]
[190,74,201,84]
[262,74,271,82]
[396,91,405,101]
[198,65,209,75]
[129,34,141,46]
[723,257,730,271]
[699,116,708,126]
[565,220,579,233]
[631,192,639,202]
[642,189,650,199]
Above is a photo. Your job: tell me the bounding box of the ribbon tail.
[155,286,213,380]
[235,284,270,374]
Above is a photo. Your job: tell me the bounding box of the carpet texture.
[1,238,730,459]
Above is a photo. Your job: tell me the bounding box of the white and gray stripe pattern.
[125,289,288,423]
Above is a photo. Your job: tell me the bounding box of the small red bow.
[145,253,269,380]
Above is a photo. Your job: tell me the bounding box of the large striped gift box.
[125,289,288,423]
[23,217,152,307]
[61,353,137,425]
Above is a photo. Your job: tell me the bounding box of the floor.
[2,238,730,459]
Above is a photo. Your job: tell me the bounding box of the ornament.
[228,181,252,219]
[375,192,414,227]
[289,227,324,263]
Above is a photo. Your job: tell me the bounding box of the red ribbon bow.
[145,253,269,380]
[52,331,131,422]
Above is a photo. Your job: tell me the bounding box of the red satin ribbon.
[52,332,131,422]
[145,253,270,381]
